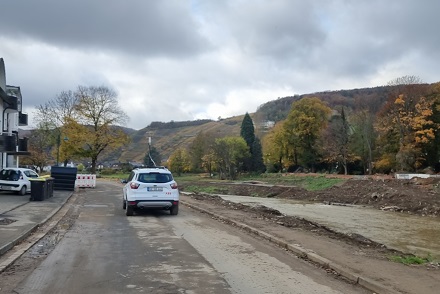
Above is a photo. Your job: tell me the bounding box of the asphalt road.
[4,182,368,294]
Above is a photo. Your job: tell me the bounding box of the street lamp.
[56,133,69,166]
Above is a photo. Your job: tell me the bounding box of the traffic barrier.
[75,174,96,188]
[395,173,430,180]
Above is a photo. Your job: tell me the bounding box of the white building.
[0,58,29,168]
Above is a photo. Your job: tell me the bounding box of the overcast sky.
[1,0,439,130]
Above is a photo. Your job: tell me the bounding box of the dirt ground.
[180,175,440,217]
[179,175,440,257]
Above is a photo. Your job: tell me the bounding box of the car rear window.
[137,173,172,183]
[0,170,20,181]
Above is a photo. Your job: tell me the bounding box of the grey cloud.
[2,0,440,130]
[321,0,440,79]
[221,1,326,60]
[0,0,211,57]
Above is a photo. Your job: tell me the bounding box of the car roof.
[1,167,34,171]
[133,167,171,174]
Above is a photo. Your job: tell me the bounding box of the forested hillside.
[254,85,401,123]
[94,81,440,176]
[108,84,412,164]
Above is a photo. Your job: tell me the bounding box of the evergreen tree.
[251,138,266,173]
[240,113,255,147]
[240,113,265,173]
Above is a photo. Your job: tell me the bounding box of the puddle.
[218,195,440,260]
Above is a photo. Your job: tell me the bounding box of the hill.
[112,116,247,164]
[35,83,432,166]
[253,85,404,123]
[109,85,406,165]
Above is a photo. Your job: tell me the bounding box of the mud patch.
[0,218,16,225]
[180,177,440,217]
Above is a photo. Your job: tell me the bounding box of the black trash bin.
[51,166,77,191]
[30,179,48,201]
[46,177,54,198]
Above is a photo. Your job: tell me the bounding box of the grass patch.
[182,185,223,194]
[100,172,130,180]
[243,173,344,191]
[101,172,345,191]
[389,254,433,265]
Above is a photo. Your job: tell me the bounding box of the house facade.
[0,58,29,168]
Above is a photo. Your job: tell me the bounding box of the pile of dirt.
[180,176,440,217]
[186,192,400,256]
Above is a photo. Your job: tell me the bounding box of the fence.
[75,174,97,188]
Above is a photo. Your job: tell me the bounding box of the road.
[1,181,368,294]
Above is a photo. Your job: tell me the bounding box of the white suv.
[122,167,179,216]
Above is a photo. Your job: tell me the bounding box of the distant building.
[0,58,29,168]
[261,120,275,129]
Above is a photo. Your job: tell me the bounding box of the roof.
[133,166,170,173]
[1,167,35,171]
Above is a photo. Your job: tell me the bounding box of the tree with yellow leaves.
[168,148,191,176]
[283,97,332,172]
[262,121,289,172]
[35,86,130,173]
[376,92,435,171]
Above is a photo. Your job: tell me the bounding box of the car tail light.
[170,182,178,189]
[130,182,140,189]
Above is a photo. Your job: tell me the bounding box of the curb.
[181,199,399,294]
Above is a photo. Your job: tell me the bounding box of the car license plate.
[147,187,163,192]
[1,186,11,190]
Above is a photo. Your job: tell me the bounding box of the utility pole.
[148,137,152,166]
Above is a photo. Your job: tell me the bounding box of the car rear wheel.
[170,204,179,215]
[126,205,134,216]
[18,186,26,196]
[123,199,126,209]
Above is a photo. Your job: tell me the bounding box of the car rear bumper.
[0,183,21,191]
[127,200,179,209]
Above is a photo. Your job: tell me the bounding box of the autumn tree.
[72,86,130,173]
[321,107,351,174]
[34,90,79,165]
[374,76,435,171]
[262,121,288,172]
[213,137,250,180]
[168,148,190,176]
[20,128,53,172]
[424,83,440,169]
[283,97,332,172]
[349,109,376,174]
[188,131,216,172]
[376,78,434,172]
[35,86,130,173]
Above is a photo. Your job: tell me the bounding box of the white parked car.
[0,167,40,195]
[122,167,179,216]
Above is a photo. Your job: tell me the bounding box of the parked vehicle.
[0,167,39,195]
[122,167,179,216]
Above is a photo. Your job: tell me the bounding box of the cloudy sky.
[1,0,439,130]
